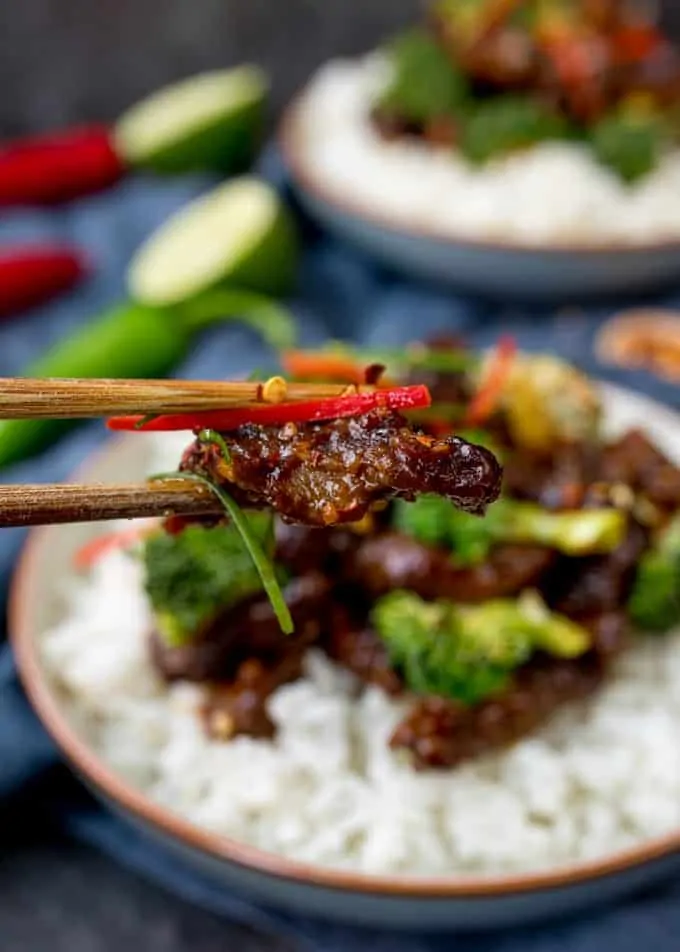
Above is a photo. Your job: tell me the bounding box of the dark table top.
[1,829,291,952]
[0,777,292,952]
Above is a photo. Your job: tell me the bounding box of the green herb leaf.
[149,471,294,634]
[197,428,231,462]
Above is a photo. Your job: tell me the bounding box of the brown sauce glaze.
[390,611,629,770]
[150,573,330,683]
[348,532,555,602]
[180,409,502,527]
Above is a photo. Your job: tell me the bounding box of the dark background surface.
[1,0,679,134]
[2,2,680,951]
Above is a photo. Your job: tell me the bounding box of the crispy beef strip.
[390,610,629,770]
[599,429,680,511]
[202,653,305,741]
[347,531,555,602]
[542,519,649,618]
[180,409,502,528]
[150,573,330,683]
[502,442,602,510]
[325,605,403,696]
[274,522,359,577]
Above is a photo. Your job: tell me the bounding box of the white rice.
[41,548,680,876]
[36,427,680,876]
[291,56,680,247]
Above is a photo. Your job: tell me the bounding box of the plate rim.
[10,385,680,900]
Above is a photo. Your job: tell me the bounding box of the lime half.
[114,66,268,174]
[128,177,299,305]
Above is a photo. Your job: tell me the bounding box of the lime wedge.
[114,66,268,174]
[128,177,299,305]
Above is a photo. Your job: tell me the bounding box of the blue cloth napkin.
[2,153,680,950]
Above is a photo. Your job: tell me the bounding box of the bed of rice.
[291,56,680,247]
[36,431,680,877]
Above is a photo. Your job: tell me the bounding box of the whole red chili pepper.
[0,246,87,317]
[0,125,125,206]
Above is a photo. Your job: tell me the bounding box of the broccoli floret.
[372,590,590,705]
[591,110,669,184]
[372,591,529,704]
[628,516,680,631]
[461,95,572,165]
[376,29,468,123]
[393,495,627,565]
[143,514,278,647]
[498,503,627,556]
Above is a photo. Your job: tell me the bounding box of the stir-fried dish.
[107,337,680,771]
[370,0,680,182]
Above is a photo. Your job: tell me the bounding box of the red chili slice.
[464,335,517,427]
[107,385,432,432]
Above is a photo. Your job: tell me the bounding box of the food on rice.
[289,2,680,245]
[38,338,680,875]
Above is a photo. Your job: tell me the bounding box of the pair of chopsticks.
[0,377,368,528]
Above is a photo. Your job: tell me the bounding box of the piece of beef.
[150,573,330,683]
[180,409,502,527]
[544,519,649,617]
[325,606,403,695]
[201,653,305,741]
[390,610,629,769]
[599,429,680,511]
[347,532,555,602]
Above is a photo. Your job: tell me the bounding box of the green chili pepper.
[0,291,298,468]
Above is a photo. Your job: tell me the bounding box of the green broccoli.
[393,495,627,566]
[591,110,669,184]
[628,515,680,631]
[372,590,590,705]
[461,95,572,165]
[376,29,468,124]
[143,513,280,647]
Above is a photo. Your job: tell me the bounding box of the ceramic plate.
[10,385,680,930]
[279,99,680,300]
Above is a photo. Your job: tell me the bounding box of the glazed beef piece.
[150,573,330,683]
[371,108,425,141]
[390,610,629,770]
[503,442,602,510]
[599,429,680,510]
[274,522,356,576]
[202,653,305,742]
[180,409,502,527]
[544,519,649,617]
[348,532,555,602]
[325,606,403,695]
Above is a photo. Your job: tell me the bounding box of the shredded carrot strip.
[280,351,368,385]
[73,524,155,570]
[464,336,517,427]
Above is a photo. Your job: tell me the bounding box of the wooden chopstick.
[0,377,365,420]
[0,479,222,528]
